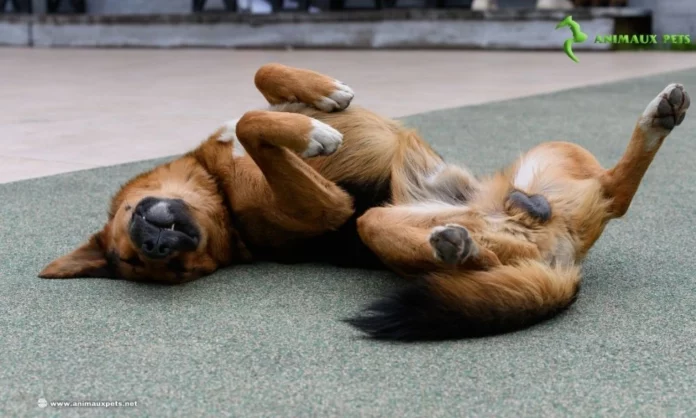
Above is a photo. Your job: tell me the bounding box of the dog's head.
[39,140,249,283]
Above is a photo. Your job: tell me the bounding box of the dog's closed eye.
[120,256,144,267]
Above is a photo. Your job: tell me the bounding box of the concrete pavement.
[1,48,695,183]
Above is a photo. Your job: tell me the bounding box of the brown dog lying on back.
[40,64,438,281]
[40,64,689,340]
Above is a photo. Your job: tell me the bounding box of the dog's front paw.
[301,119,343,158]
[429,224,478,265]
[313,81,355,112]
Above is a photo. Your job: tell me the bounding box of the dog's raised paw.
[644,84,690,132]
[302,119,343,158]
[313,81,354,112]
[657,84,689,130]
[429,224,478,265]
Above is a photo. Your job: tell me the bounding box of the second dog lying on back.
[40,64,689,341]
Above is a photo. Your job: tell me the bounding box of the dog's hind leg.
[357,204,541,276]
[254,63,354,112]
[357,205,500,275]
[233,110,355,235]
[601,84,690,218]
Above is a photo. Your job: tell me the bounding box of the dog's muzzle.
[129,197,200,259]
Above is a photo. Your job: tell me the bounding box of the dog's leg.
[234,110,355,234]
[357,205,540,275]
[601,84,689,218]
[254,63,354,112]
[358,207,500,275]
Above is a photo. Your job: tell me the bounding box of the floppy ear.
[39,233,117,279]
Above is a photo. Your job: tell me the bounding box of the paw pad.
[509,191,552,222]
[429,224,476,265]
[653,84,690,131]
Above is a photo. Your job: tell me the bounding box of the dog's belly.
[258,178,392,269]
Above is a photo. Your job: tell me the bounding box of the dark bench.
[0,0,86,13]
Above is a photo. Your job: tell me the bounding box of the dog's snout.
[141,237,172,259]
[145,201,175,227]
[134,197,177,228]
[129,197,200,260]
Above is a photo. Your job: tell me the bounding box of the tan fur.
[430,260,581,323]
[39,66,687,339]
[369,102,680,270]
[255,64,347,110]
[355,84,688,336]
[39,63,442,283]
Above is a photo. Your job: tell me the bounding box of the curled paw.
[313,81,355,112]
[429,224,478,265]
[302,119,343,158]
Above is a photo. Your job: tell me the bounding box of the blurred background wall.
[80,0,193,14]
[1,0,694,49]
[629,0,695,37]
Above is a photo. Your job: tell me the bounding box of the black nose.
[141,198,177,228]
[129,197,200,259]
[141,237,172,258]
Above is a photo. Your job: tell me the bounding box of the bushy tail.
[346,260,581,341]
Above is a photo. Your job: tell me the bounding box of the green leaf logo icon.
[556,16,588,63]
